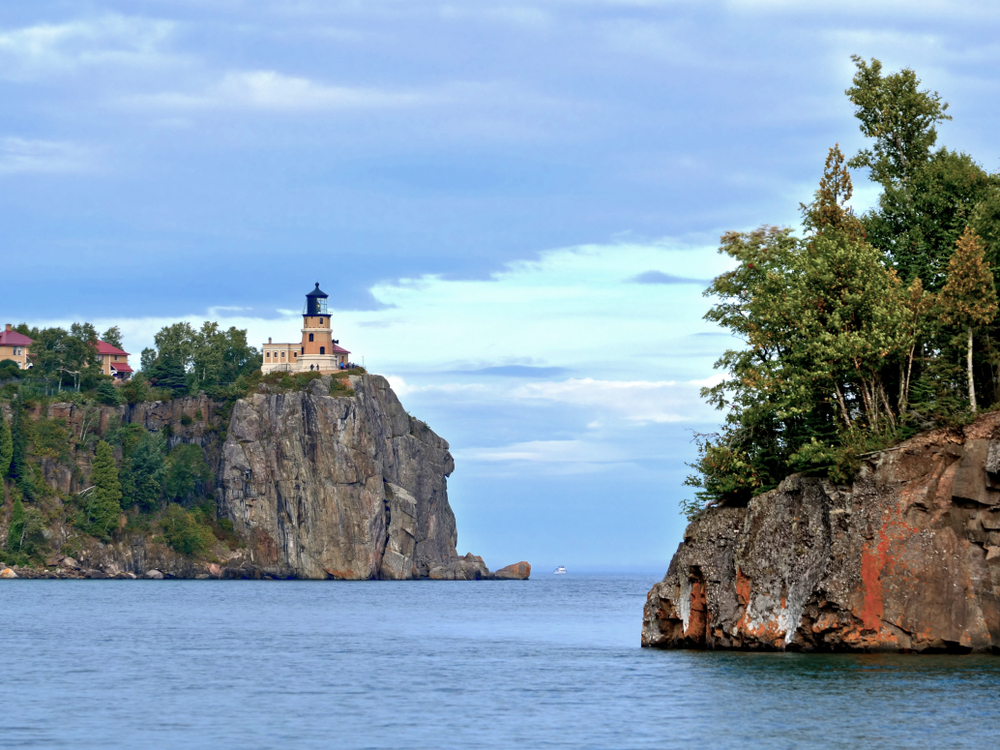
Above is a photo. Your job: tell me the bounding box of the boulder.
[493,561,531,580]
[60,557,80,569]
[145,569,164,580]
[428,553,491,580]
[1,568,17,579]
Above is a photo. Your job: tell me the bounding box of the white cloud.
[0,137,94,174]
[0,15,176,79]
[454,439,636,473]
[132,70,430,112]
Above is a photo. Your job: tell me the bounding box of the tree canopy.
[685,57,1000,516]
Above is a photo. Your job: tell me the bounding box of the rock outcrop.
[643,412,1000,653]
[218,374,459,579]
[494,561,531,580]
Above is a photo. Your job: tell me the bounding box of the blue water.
[3,574,1000,749]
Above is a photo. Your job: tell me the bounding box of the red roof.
[331,345,350,354]
[97,340,129,356]
[0,329,33,346]
[110,362,134,373]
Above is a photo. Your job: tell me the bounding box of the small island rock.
[494,561,531,580]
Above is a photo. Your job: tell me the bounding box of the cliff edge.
[2,373,533,580]
[643,411,1000,653]
[219,374,458,579]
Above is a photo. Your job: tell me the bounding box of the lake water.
[3,573,1000,749]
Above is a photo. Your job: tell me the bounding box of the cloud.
[514,377,711,424]
[447,365,571,378]
[628,270,711,285]
[0,137,93,174]
[131,70,429,112]
[454,439,633,471]
[0,15,176,79]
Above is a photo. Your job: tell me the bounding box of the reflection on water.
[2,575,999,749]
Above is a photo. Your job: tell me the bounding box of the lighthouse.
[260,283,352,374]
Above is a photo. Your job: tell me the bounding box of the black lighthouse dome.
[304,282,329,316]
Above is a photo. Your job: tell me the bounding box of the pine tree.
[6,493,24,551]
[938,227,998,412]
[87,440,122,538]
[0,409,12,478]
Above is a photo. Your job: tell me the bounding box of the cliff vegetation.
[686,57,1000,517]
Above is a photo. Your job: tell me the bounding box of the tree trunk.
[968,325,977,413]
[834,383,852,430]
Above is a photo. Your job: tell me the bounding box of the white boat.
[554,566,567,575]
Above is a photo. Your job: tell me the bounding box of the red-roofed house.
[0,324,132,379]
[0,324,33,369]
[96,340,133,380]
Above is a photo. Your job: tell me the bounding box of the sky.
[3,0,1000,573]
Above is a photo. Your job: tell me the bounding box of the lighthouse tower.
[260,283,352,374]
[296,283,341,372]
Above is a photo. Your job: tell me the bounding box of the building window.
[114,355,118,361]
[319,318,324,325]
[301,347,305,354]
[266,352,270,358]
[320,346,325,355]
[309,333,314,342]
[293,352,297,358]
[280,352,285,359]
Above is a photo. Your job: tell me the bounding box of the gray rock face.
[643,412,1000,652]
[428,553,491,580]
[218,374,459,580]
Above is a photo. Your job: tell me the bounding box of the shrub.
[95,379,121,405]
[160,504,215,556]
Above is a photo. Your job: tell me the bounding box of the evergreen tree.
[8,398,32,500]
[0,409,12,478]
[101,326,124,350]
[6,493,24,551]
[938,228,998,412]
[95,380,121,405]
[87,440,122,538]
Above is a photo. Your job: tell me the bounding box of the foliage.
[117,427,167,511]
[31,417,71,462]
[143,321,260,395]
[119,371,154,404]
[6,492,24,550]
[163,443,212,504]
[8,397,33,499]
[25,322,104,394]
[160,503,215,556]
[0,359,21,380]
[0,409,11,478]
[146,354,189,394]
[683,58,1000,518]
[938,228,998,411]
[845,55,951,187]
[86,440,122,540]
[94,379,121,405]
[101,326,124,350]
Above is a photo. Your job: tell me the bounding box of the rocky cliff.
[643,412,1000,653]
[2,374,532,580]
[219,374,458,579]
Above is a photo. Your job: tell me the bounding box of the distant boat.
[554,566,567,575]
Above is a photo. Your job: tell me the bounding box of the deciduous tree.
[938,227,998,412]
